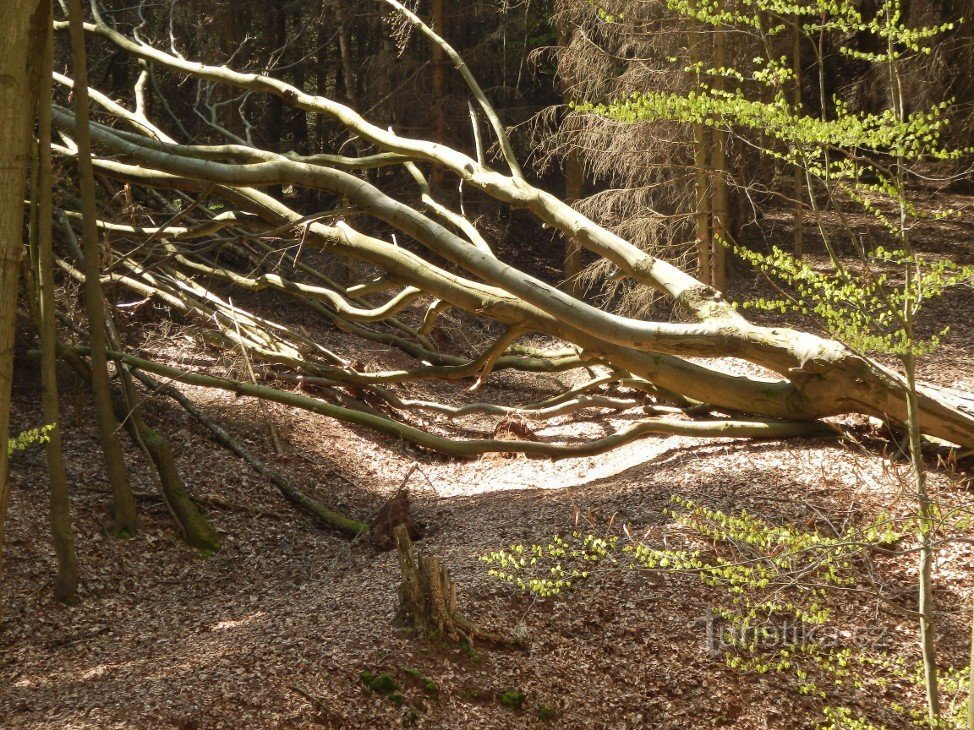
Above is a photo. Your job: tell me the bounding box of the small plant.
[6,424,54,457]
[459,685,488,702]
[537,705,558,720]
[403,706,421,726]
[360,670,399,695]
[498,690,526,710]
[402,667,438,695]
[482,499,961,725]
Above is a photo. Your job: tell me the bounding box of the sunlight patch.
[211,612,265,631]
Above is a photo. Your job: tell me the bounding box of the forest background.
[2,1,974,728]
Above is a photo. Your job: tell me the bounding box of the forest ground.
[1,196,974,729]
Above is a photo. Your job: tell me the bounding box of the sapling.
[589,0,973,723]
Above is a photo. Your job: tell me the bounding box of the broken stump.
[393,524,523,649]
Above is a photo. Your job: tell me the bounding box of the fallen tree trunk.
[37,7,974,455]
[129,370,368,538]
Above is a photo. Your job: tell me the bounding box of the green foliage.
[734,244,974,357]
[481,532,623,596]
[402,667,438,695]
[538,705,558,720]
[578,0,967,245]
[483,496,900,612]
[566,1,974,724]
[498,690,526,710]
[6,424,54,457]
[460,685,488,702]
[482,499,974,726]
[360,671,399,695]
[584,1,625,24]
[578,0,974,366]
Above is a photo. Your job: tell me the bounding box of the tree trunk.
[138,424,222,552]
[557,19,584,295]
[711,11,729,293]
[334,1,359,112]
[690,23,712,286]
[429,0,447,189]
[563,151,584,296]
[67,0,139,535]
[0,0,50,613]
[395,524,522,647]
[48,15,974,454]
[791,17,805,257]
[37,14,80,601]
[967,596,974,729]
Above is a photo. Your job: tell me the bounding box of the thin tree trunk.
[791,17,805,257]
[711,12,729,293]
[334,1,359,111]
[38,14,79,601]
[67,0,139,535]
[557,20,584,295]
[690,24,712,286]
[967,596,974,729]
[906,353,941,724]
[563,151,584,297]
[888,16,940,717]
[315,3,332,153]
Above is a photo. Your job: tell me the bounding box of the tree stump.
[394,524,523,649]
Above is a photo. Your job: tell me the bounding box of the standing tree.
[0,0,53,612]
[34,10,80,602]
[66,0,140,535]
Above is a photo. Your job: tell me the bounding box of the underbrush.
[483,496,974,728]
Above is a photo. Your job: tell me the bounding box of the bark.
[689,23,712,286]
[108,355,220,551]
[37,14,79,601]
[66,0,139,535]
[710,12,729,292]
[137,425,222,552]
[395,524,522,647]
[0,0,50,612]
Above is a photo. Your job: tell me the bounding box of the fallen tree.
[39,0,974,488]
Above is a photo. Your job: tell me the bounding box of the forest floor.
[2,196,974,729]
